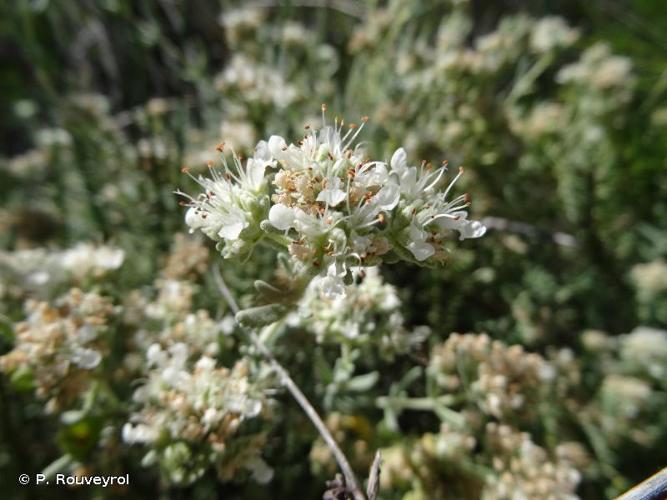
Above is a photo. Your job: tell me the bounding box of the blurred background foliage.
[1,1,666,499]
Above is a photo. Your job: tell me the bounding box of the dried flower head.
[0,288,114,411]
[123,343,273,485]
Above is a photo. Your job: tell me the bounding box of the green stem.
[212,266,366,500]
[263,231,293,248]
[377,395,457,411]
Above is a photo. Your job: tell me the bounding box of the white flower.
[268,204,296,231]
[202,408,219,427]
[316,176,347,206]
[434,210,487,241]
[69,347,102,369]
[268,135,288,159]
[180,145,274,256]
[122,423,158,444]
[350,183,400,228]
[195,355,216,372]
[293,208,336,238]
[147,343,167,366]
[319,262,347,299]
[390,147,408,173]
[406,224,435,261]
[389,147,446,200]
[389,148,487,257]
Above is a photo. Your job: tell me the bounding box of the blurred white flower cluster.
[125,278,230,363]
[557,43,635,96]
[0,288,114,412]
[0,242,124,298]
[428,333,557,421]
[620,326,667,381]
[293,267,428,355]
[379,421,581,500]
[631,260,667,325]
[215,54,298,109]
[482,423,581,500]
[123,342,273,485]
[183,116,486,297]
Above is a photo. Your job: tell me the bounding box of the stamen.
[442,165,464,200]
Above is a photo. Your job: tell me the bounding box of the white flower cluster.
[293,267,428,354]
[162,234,210,280]
[182,114,486,296]
[127,279,230,360]
[215,54,298,109]
[379,422,581,500]
[428,333,556,421]
[631,260,667,296]
[482,423,581,500]
[0,289,113,411]
[123,343,272,485]
[557,43,635,95]
[59,243,125,280]
[219,6,265,45]
[530,16,580,53]
[0,243,124,297]
[180,140,273,259]
[619,326,667,381]
[600,374,652,420]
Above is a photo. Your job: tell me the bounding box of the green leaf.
[236,304,288,328]
[346,371,380,392]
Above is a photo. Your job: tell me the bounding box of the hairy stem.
[212,266,365,500]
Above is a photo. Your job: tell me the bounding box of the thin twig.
[366,451,382,500]
[212,265,365,500]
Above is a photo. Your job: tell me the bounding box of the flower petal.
[268,135,287,159]
[268,204,295,230]
[391,148,408,172]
